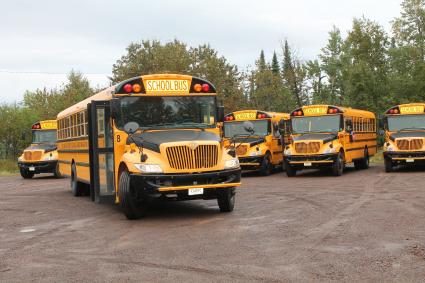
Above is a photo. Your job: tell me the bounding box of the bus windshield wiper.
[398,127,425,132]
[145,122,209,130]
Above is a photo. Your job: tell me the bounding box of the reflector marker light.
[132,84,141,93]
[202,84,210,92]
[123,83,132,93]
[194,84,202,92]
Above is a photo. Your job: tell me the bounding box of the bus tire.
[118,170,146,220]
[384,158,394,173]
[259,152,272,176]
[217,187,235,212]
[286,162,297,177]
[20,169,34,179]
[354,148,369,170]
[53,162,62,178]
[332,152,344,176]
[281,160,287,171]
[71,163,85,196]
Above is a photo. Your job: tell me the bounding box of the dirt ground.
[1,164,425,282]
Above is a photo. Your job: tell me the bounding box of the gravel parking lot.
[1,164,425,282]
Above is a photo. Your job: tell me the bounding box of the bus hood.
[130,130,220,153]
[25,143,57,153]
[293,133,337,144]
[389,131,425,141]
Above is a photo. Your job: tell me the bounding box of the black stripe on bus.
[352,138,377,142]
[58,149,89,153]
[57,136,89,143]
[346,145,377,152]
[58,160,90,167]
[76,162,90,167]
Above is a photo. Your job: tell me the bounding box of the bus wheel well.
[118,162,128,176]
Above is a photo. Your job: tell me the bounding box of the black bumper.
[18,161,57,174]
[130,168,241,198]
[238,156,264,169]
[284,154,338,168]
[384,151,425,163]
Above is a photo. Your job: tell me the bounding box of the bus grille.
[396,139,423,150]
[236,145,248,156]
[295,142,321,154]
[166,145,218,170]
[24,151,43,161]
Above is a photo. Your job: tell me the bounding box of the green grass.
[370,149,384,164]
[0,159,19,176]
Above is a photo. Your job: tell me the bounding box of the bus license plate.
[188,188,203,195]
[29,167,35,171]
[406,158,414,163]
[304,162,312,167]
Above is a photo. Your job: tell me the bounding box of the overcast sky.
[0,0,402,103]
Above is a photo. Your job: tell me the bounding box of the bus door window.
[96,107,114,197]
[345,117,354,142]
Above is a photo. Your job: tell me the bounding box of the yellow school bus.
[284,105,377,176]
[56,74,241,219]
[17,120,60,179]
[223,110,290,175]
[382,103,425,172]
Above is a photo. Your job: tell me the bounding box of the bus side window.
[345,118,353,133]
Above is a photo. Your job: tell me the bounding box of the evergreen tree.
[271,51,280,75]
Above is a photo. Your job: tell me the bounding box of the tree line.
[1,0,424,159]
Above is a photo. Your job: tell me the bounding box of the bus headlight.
[284,149,291,156]
[386,145,394,152]
[225,158,240,169]
[134,164,163,173]
[324,147,336,154]
[249,151,262,156]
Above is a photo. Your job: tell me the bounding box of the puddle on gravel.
[20,228,36,233]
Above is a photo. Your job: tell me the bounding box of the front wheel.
[53,162,62,178]
[20,169,34,179]
[259,153,273,176]
[332,152,344,176]
[118,170,146,220]
[217,187,235,212]
[354,148,369,170]
[286,162,297,177]
[384,158,394,173]
[71,163,85,196]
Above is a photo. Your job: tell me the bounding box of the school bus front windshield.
[115,96,216,129]
[32,130,57,144]
[224,120,270,138]
[387,114,425,131]
[292,115,343,134]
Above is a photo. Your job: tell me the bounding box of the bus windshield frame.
[115,96,217,130]
[224,120,271,138]
[291,115,343,134]
[387,114,425,131]
[32,130,57,144]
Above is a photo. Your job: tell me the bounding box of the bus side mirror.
[278,119,286,135]
[265,135,273,145]
[217,106,224,123]
[378,129,385,136]
[243,121,255,134]
[110,98,120,119]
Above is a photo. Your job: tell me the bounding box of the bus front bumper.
[17,161,57,174]
[285,153,338,168]
[239,156,264,169]
[130,168,241,199]
[384,151,425,163]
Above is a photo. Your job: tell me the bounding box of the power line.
[0,70,110,76]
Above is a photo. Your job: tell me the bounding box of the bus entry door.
[88,101,115,203]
